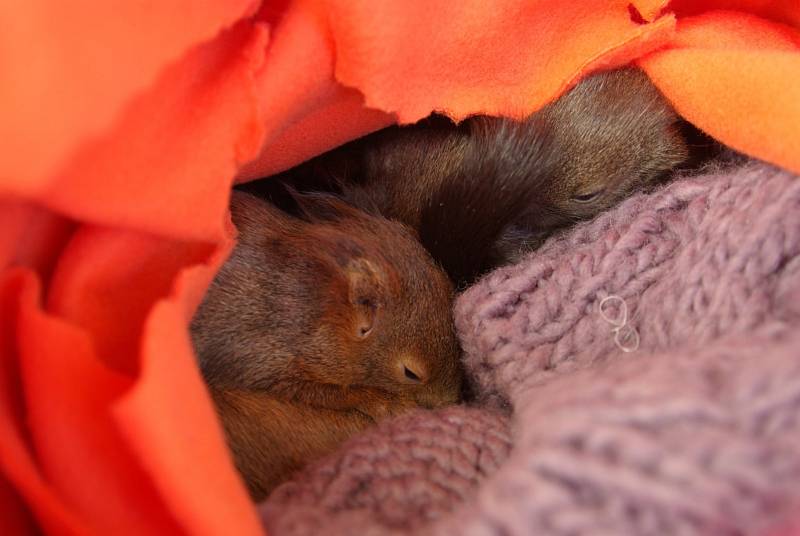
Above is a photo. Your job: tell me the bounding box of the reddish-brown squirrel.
[266,67,712,285]
[191,191,463,500]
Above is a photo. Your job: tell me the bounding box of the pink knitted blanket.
[259,160,800,535]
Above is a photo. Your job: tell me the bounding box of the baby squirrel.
[267,67,711,285]
[191,191,462,500]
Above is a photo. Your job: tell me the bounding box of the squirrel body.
[264,68,709,284]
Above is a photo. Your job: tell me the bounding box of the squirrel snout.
[395,354,430,385]
[392,354,462,409]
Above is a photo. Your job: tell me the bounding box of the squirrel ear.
[344,258,384,339]
[228,190,292,237]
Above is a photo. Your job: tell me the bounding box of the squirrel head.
[518,67,695,232]
[191,190,462,411]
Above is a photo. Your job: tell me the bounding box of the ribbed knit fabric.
[260,160,800,536]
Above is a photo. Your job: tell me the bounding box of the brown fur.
[210,388,374,500]
[267,68,711,284]
[191,191,461,499]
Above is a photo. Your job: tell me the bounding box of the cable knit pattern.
[457,160,800,401]
[259,160,800,536]
[261,407,512,536]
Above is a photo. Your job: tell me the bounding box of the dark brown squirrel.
[191,190,462,500]
[261,67,713,286]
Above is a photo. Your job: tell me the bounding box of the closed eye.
[403,366,421,382]
[571,189,604,203]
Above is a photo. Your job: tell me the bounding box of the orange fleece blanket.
[1,1,799,534]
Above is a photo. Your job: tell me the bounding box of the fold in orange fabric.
[1,1,798,534]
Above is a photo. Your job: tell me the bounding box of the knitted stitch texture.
[260,160,800,536]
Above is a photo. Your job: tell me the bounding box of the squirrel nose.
[395,355,430,385]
